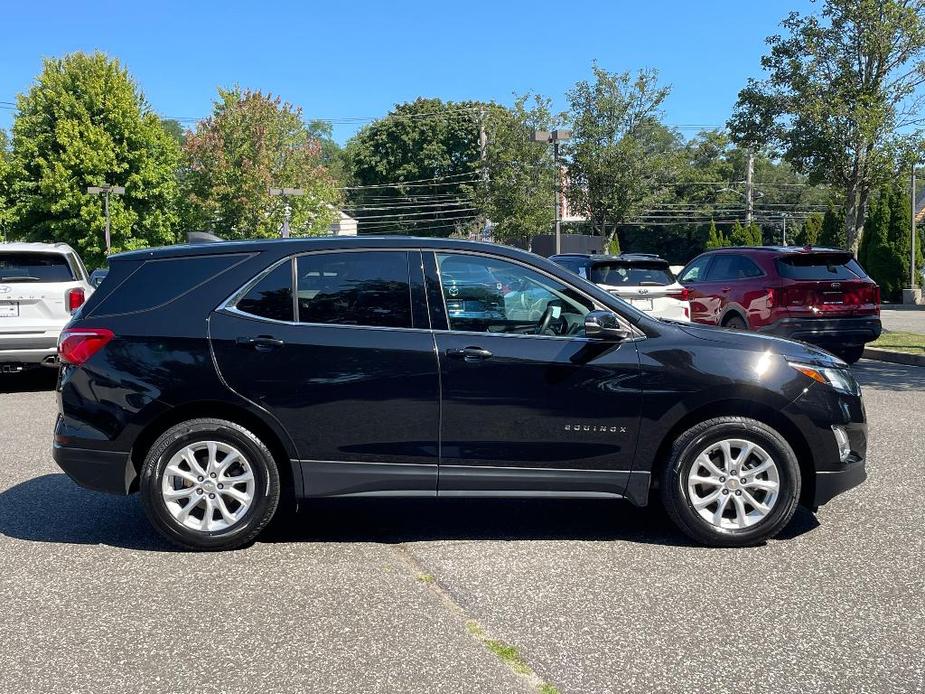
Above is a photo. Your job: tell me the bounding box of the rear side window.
[296,251,412,328]
[0,252,75,283]
[590,261,674,286]
[706,254,764,281]
[94,254,244,315]
[237,261,294,322]
[776,254,866,280]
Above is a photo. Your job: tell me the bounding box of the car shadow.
[0,473,819,551]
[852,359,925,391]
[0,369,58,393]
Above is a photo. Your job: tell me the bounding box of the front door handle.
[446,346,493,362]
[236,335,285,351]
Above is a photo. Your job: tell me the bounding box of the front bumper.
[53,442,135,495]
[814,460,867,506]
[758,316,881,346]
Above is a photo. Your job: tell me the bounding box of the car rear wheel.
[723,314,748,330]
[139,418,280,551]
[660,417,800,547]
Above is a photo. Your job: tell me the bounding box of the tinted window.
[437,253,592,336]
[707,254,764,281]
[0,252,75,282]
[552,256,591,278]
[296,251,411,328]
[776,254,866,280]
[679,256,710,283]
[589,261,674,286]
[96,254,244,315]
[237,261,294,322]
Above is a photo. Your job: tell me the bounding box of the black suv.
[54,237,867,550]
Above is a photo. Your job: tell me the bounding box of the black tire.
[660,417,800,547]
[139,418,280,551]
[723,314,748,330]
[833,344,865,364]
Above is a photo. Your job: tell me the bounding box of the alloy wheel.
[686,438,780,530]
[161,441,256,532]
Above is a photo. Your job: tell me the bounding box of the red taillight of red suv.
[65,287,85,313]
[667,287,690,302]
[58,328,114,365]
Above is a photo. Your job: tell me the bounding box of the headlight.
[788,362,860,395]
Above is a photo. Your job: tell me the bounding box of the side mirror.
[584,310,629,340]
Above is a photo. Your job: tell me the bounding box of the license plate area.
[0,301,20,318]
[822,292,844,305]
[630,298,653,311]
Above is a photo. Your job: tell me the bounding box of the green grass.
[416,573,435,584]
[465,620,559,691]
[870,331,925,354]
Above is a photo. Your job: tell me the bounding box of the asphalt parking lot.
[880,307,925,335]
[1,362,923,694]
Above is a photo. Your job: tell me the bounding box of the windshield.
[0,252,76,282]
[776,254,867,281]
[590,261,674,286]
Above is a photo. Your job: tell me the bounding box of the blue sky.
[0,0,814,143]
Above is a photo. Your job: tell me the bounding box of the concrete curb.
[862,347,925,367]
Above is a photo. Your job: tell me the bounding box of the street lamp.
[532,129,571,254]
[87,184,125,254]
[268,187,305,238]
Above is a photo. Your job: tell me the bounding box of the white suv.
[550,252,691,322]
[0,242,94,373]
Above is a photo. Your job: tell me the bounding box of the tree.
[863,188,901,295]
[565,65,676,248]
[729,0,925,256]
[344,98,483,236]
[0,129,10,241]
[7,52,182,268]
[705,220,729,248]
[182,88,340,238]
[728,221,749,246]
[476,95,557,245]
[819,208,848,248]
[160,119,185,147]
[745,222,763,245]
[795,213,823,246]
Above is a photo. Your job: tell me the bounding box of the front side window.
[296,251,412,328]
[436,253,592,337]
[237,261,294,322]
[678,256,710,283]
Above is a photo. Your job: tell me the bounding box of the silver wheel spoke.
[165,465,198,484]
[216,452,241,476]
[215,495,237,525]
[745,460,773,478]
[719,441,733,472]
[712,493,731,525]
[744,478,778,492]
[733,442,754,469]
[176,496,202,522]
[731,494,749,526]
[220,470,253,486]
[221,486,249,504]
[201,496,215,531]
[696,453,726,479]
[206,442,219,473]
[742,489,771,515]
[690,475,723,487]
[164,487,197,501]
[183,449,206,477]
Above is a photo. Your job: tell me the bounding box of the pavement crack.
[391,543,560,694]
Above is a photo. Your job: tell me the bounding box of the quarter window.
[237,261,294,322]
[296,251,412,328]
[436,253,592,337]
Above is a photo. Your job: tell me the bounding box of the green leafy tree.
[863,188,900,296]
[729,0,925,256]
[795,213,823,247]
[476,95,557,245]
[8,52,181,268]
[0,129,11,241]
[705,220,729,249]
[344,98,483,236]
[160,119,186,147]
[745,222,763,245]
[565,65,677,248]
[819,208,848,248]
[728,221,749,246]
[182,88,339,238]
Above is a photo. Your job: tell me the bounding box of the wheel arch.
[720,305,748,327]
[128,400,299,500]
[647,398,815,507]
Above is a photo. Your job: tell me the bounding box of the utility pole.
[782,213,787,246]
[745,150,754,225]
[268,187,305,238]
[87,184,126,254]
[479,108,490,241]
[531,129,572,254]
[912,166,917,290]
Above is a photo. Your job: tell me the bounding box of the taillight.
[66,287,85,313]
[766,287,778,308]
[57,328,114,365]
[668,287,690,302]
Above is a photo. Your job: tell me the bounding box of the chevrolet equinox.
[53,237,867,550]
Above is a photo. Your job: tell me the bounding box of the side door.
[678,255,716,324]
[426,251,643,498]
[210,249,440,497]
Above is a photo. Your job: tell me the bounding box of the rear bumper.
[758,316,881,346]
[53,442,135,495]
[0,331,60,364]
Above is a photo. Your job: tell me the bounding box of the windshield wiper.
[0,275,41,282]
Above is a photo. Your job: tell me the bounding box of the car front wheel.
[660,417,800,547]
[139,418,280,551]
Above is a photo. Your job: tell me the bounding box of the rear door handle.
[446,346,493,362]
[236,335,285,351]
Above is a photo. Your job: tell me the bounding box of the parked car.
[54,237,867,550]
[0,242,93,373]
[550,253,690,321]
[678,246,881,363]
[89,268,108,288]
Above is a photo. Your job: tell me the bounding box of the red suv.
[678,246,881,363]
